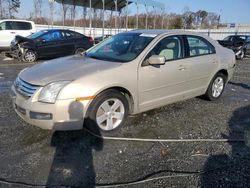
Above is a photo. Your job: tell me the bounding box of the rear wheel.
[74,48,85,55]
[236,49,245,60]
[23,50,37,62]
[85,90,129,133]
[205,73,226,101]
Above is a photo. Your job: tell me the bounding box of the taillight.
[88,37,94,44]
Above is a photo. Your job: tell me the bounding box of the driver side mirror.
[148,55,166,65]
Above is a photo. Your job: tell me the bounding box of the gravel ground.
[0,55,250,188]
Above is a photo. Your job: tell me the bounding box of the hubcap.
[25,51,36,62]
[241,51,245,59]
[96,98,125,131]
[212,77,224,98]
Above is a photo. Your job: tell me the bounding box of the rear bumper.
[10,85,85,131]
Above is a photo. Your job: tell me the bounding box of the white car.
[0,19,35,49]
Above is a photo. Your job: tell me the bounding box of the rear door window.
[12,21,32,30]
[1,21,32,30]
[187,36,215,57]
[61,31,75,39]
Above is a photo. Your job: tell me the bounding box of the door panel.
[139,60,188,110]
[138,35,188,111]
[61,31,77,55]
[186,54,218,93]
[185,35,219,96]
[37,31,62,57]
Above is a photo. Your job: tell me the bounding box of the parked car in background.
[11,30,235,132]
[0,19,35,50]
[218,35,250,59]
[7,29,94,62]
[94,34,112,44]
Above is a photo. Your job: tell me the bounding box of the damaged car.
[218,35,250,59]
[7,29,94,62]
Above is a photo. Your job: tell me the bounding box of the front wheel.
[85,90,129,133]
[205,73,226,101]
[23,50,37,62]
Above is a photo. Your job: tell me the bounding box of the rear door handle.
[10,32,16,34]
[212,59,217,64]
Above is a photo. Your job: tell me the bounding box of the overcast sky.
[18,0,250,23]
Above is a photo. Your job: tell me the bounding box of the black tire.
[205,73,226,101]
[85,90,129,134]
[236,49,245,60]
[23,50,37,62]
[74,48,85,55]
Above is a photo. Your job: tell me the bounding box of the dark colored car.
[94,34,112,44]
[8,29,94,62]
[218,35,250,59]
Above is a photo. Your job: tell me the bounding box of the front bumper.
[10,85,85,131]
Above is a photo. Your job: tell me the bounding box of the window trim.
[184,35,216,58]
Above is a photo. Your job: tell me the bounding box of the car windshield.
[28,30,48,39]
[86,33,156,62]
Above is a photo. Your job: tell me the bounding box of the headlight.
[38,81,71,103]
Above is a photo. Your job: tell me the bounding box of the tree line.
[0,0,221,29]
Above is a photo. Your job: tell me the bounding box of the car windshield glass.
[28,30,48,39]
[86,33,156,62]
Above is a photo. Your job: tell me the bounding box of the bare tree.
[48,0,54,26]
[61,0,70,26]
[0,0,3,18]
[37,0,43,18]
[7,0,20,18]
[33,0,43,20]
[69,1,77,27]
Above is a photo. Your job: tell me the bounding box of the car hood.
[15,35,32,43]
[19,55,122,86]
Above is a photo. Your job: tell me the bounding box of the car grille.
[14,77,39,98]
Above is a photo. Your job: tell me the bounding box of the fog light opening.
[30,111,53,120]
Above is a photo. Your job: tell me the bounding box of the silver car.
[11,30,236,132]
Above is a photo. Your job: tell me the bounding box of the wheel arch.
[216,69,229,82]
[94,86,135,115]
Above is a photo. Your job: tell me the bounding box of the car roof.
[38,29,84,34]
[0,19,34,23]
[126,29,208,36]
[228,35,250,37]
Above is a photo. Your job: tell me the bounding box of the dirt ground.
[0,54,250,188]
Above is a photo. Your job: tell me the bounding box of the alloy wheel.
[212,77,224,98]
[96,98,125,131]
